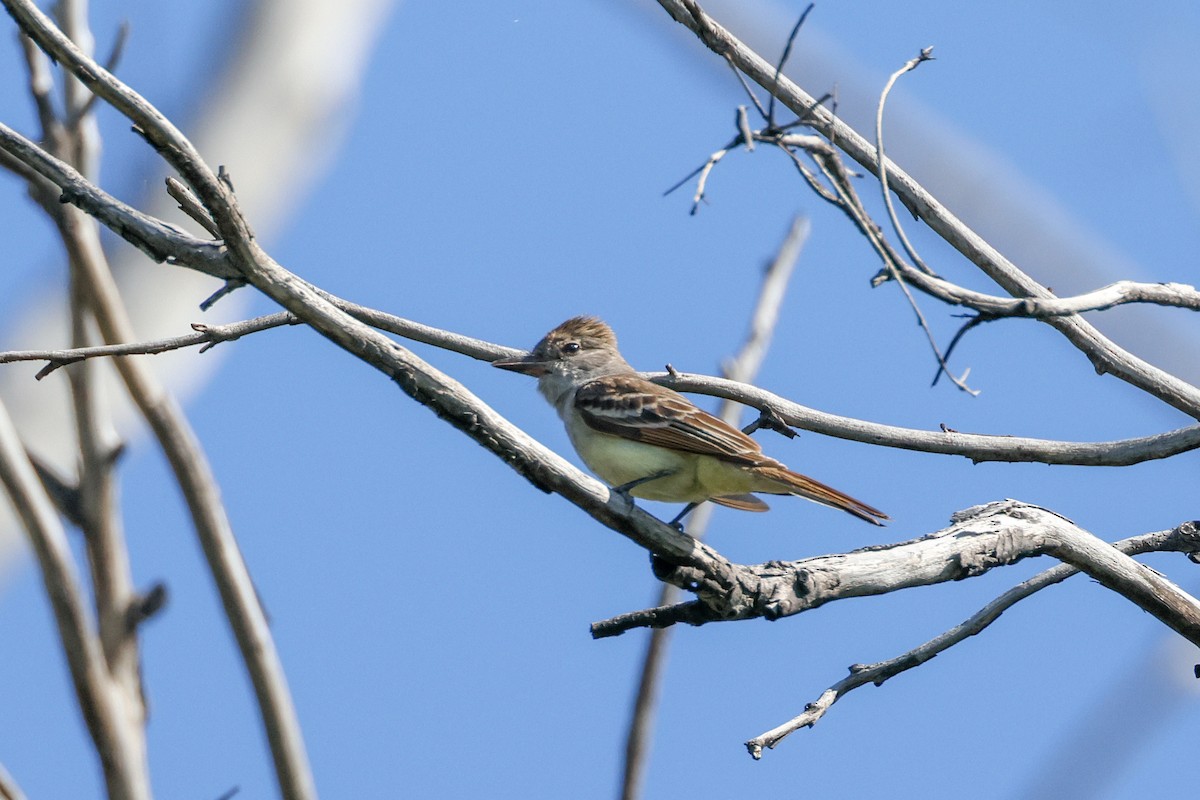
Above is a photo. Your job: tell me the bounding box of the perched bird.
[493,316,886,526]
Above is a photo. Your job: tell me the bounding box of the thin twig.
[874,47,980,391]
[0,312,299,378]
[663,134,739,207]
[875,47,937,276]
[686,140,737,213]
[165,176,220,238]
[933,313,994,386]
[803,137,979,394]
[723,55,767,119]
[764,3,813,128]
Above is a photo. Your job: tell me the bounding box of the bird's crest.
[546,316,618,349]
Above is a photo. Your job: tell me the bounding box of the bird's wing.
[574,374,768,466]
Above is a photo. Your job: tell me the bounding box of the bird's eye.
[562,341,581,354]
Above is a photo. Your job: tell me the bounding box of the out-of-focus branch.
[0,399,150,800]
[55,0,148,744]
[3,4,317,797]
[0,763,27,800]
[620,216,807,800]
[0,0,397,578]
[66,211,317,800]
[13,0,151,792]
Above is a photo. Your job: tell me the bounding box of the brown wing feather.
[575,375,767,466]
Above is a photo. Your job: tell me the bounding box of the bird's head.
[493,316,629,386]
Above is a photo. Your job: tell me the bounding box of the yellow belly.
[567,422,758,503]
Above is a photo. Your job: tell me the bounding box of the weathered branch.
[591,500,1200,639]
[745,520,1200,756]
[0,122,234,277]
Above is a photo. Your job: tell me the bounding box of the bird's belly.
[569,428,706,502]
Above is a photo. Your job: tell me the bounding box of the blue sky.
[2,1,1199,798]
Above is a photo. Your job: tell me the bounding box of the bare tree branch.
[0,121,233,276]
[0,763,27,800]
[653,371,1200,466]
[3,5,317,797]
[657,0,1200,420]
[9,2,154,792]
[70,235,316,800]
[7,1,1200,778]
[0,399,151,800]
[4,306,1199,467]
[744,521,1200,756]
[591,501,1200,642]
[0,313,301,378]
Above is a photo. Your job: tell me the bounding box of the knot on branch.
[1177,520,1200,563]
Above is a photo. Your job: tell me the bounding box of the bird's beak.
[492,354,549,377]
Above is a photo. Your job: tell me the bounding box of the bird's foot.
[667,502,699,530]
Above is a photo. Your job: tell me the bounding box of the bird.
[493,316,887,527]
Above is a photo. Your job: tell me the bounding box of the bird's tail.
[754,466,888,526]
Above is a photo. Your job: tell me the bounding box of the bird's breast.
[563,414,705,501]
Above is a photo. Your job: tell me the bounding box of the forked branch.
[657,0,1200,419]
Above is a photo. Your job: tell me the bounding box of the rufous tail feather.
[754,466,888,526]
